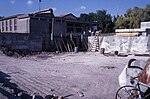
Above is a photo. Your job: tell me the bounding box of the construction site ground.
[0,52,149,99]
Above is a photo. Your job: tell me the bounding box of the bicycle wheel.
[115,85,140,99]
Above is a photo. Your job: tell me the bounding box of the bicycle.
[115,76,150,99]
[115,59,150,99]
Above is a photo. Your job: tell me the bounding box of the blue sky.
[0,0,150,17]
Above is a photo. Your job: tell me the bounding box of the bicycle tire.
[115,85,140,99]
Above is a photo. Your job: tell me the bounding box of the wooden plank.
[54,39,60,52]
[61,38,68,52]
[58,40,63,52]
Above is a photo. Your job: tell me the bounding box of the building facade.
[0,9,97,52]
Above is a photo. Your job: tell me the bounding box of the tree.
[96,10,114,33]
[79,3,150,32]
[79,9,114,33]
[113,15,119,30]
[115,4,150,29]
[115,16,124,29]
[119,6,143,28]
[79,13,89,21]
[144,3,150,21]
[88,12,97,22]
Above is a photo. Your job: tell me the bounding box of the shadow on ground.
[0,71,23,99]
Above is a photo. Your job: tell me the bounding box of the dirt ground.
[0,52,149,99]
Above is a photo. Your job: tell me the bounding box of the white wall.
[141,22,150,29]
[17,18,30,33]
[88,36,150,54]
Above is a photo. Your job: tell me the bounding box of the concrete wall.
[29,18,52,51]
[30,18,50,34]
[0,32,88,52]
[0,33,42,51]
[141,21,150,29]
[88,36,150,54]
[53,22,66,36]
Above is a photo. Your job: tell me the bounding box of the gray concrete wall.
[29,18,52,51]
[53,22,66,36]
[0,32,88,52]
[30,18,50,34]
[0,33,42,51]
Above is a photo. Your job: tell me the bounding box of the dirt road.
[0,52,148,99]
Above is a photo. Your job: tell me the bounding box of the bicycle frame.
[136,82,150,98]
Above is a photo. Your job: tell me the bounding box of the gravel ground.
[0,52,149,99]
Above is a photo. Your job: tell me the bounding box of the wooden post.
[61,38,68,52]
[58,40,63,52]
[51,18,54,41]
[54,39,60,52]
[67,41,71,52]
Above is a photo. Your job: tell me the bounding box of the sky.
[0,0,150,17]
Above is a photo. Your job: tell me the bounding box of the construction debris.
[77,91,84,97]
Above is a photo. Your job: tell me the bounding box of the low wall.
[88,35,150,54]
[0,32,88,52]
[0,33,42,52]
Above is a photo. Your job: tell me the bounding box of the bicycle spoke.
[115,86,139,99]
[123,87,131,95]
[143,92,150,99]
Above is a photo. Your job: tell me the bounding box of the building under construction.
[0,9,97,52]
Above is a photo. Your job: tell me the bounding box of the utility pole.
[39,0,41,11]
[116,0,118,16]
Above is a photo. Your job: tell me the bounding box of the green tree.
[79,9,114,33]
[122,6,142,28]
[88,12,97,22]
[79,13,89,21]
[115,16,124,29]
[79,3,150,32]
[113,15,119,30]
[96,10,113,33]
[115,4,150,29]
[144,3,150,21]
